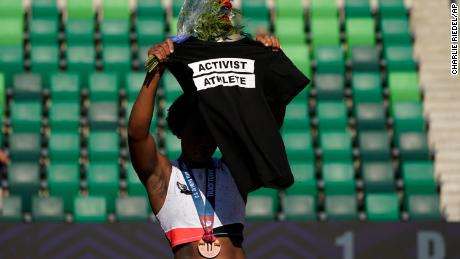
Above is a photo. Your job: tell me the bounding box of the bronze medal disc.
[198,239,221,258]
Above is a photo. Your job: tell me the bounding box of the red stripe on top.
[166,228,205,247]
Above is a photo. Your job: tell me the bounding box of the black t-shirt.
[165,36,310,195]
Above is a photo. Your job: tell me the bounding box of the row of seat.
[247,191,440,221]
[0,195,150,222]
[0,192,440,222]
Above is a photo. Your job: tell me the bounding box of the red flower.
[219,0,232,10]
[218,0,233,29]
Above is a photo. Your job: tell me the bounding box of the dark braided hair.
[166,93,199,138]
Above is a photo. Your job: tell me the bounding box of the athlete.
[128,35,281,259]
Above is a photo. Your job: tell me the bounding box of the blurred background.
[0,0,459,257]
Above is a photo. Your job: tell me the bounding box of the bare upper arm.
[128,134,172,213]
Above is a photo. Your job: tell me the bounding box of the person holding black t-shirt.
[128,32,309,258]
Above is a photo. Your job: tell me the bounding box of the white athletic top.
[155,159,246,248]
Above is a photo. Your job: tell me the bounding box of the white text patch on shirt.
[188,58,255,91]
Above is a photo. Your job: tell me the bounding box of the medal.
[198,239,221,258]
[179,159,221,257]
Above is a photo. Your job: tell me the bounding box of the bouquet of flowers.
[145,0,243,73]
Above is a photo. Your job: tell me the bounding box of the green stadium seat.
[136,19,166,46]
[366,193,400,221]
[172,0,183,17]
[9,133,42,161]
[358,131,391,161]
[165,132,181,159]
[213,148,223,159]
[325,195,358,220]
[50,73,81,100]
[101,20,130,44]
[162,70,182,102]
[285,162,317,196]
[32,0,59,18]
[283,194,316,220]
[407,194,441,220]
[322,161,355,195]
[283,102,310,131]
[8,162,40,211]
[392,102,425,135]
[88,131,120,161]
[245,18,270,35]
[88,101,119,129]
[275,17,306,45]
[126,163,146,196]
[13,73,42,99]
[137,0,164,18]
[67,0,93,20]
[169,16,179,35]
[0,18,23,46]
[30,45,59,84]
[0,196,22,222]
[116,196,149,221]
[320,130,353,162]
[66,45,96,82]
[351,46,380,71]
[48,131,80,161]
[102,45,132,77]
[388,71,421,103]
[242,0,269,18]
[384,45,417,72]
[311,17,340,48]
[87,162,120,212]
[283,130,315,162]
[381,18,412,45]
[354,102,386,130]
[314,46,345,74]
[379,0,407,18]
[0,0,22,18]
[276,0,304,17]
[89,72,120,101]
[345,0,371,17]
[346,18,376,55]
[396,132,430,161]
[246,188,278,220]
[361,161,395,192]
[32,196,65,222]
[291,88,309,104]
[49,100,80,131]
[103,0,130,20]
[74,196,107,222]
[47,162,80,213]
[316,101,348,130]
[314,73,345,100]
[29,18,59,45]
[402,161,436,194]
[352,72,383,103]
[11,100,42,132]
[0,74,5,110]
[310,0,337,18]
[65,20,94,45]
[126,72,144,101]
[0,46,23,87]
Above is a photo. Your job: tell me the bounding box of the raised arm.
[127,39,174,212]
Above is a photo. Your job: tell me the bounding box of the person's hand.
[147,38,174,75]
[255,34,281,51]
[0,150,9,165]
[144,39,174,87]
